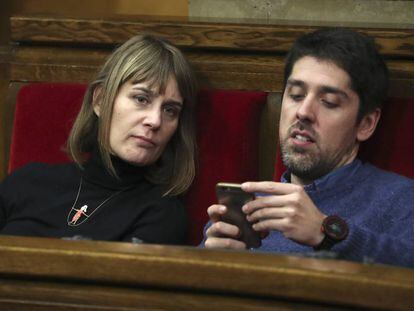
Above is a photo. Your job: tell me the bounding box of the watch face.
[324,216,349,241]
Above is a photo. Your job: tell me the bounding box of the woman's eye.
[133,95,149,105]
[163,105,181,118]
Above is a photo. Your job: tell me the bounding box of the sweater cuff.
[330,223,373,263]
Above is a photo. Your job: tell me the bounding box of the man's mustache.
[287,121,317,139]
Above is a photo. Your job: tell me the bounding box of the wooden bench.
[0,235,413,310]
[0,13,413,310]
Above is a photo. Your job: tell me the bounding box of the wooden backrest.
[1,15,413,180]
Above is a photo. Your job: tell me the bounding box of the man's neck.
[290,174,312,186]
[289,152,359,186]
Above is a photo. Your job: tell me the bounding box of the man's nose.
[296,96,316,122]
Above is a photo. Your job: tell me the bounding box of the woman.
[0,34,198,244]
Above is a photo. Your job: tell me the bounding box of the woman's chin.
[112,149,154,166]
[122,156,157,167]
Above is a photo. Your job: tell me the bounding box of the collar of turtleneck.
[81,148,146,190]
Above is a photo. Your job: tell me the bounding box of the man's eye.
[322,99,338,108]
[289,94,304,101]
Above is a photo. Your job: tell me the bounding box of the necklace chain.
[67,177,128,227]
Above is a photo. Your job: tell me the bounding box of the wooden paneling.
[6,14,414,93]
[0,0,11,45]
[0,235,413,310]
[0,46,12,180]
[7,46,414,94]
[0,280,341,311]
[0,66,8,181]
[0,0,12,180]
[10,15,414,57]
[12,0,188,17]
[8,46,285,91]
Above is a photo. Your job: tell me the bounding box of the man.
[202,27,414,268]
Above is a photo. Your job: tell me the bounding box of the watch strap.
[313,215,349,251]
[313,234,337,251]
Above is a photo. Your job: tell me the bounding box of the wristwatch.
[314,215,349,251]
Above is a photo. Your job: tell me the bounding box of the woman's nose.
[143,107,162,129]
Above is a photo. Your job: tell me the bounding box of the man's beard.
[280,142,336,182]
[280,122,355,182]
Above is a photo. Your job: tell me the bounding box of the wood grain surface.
[10,15,414,57]
[0,235,413,310]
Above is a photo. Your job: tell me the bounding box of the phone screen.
[216,182,262,248]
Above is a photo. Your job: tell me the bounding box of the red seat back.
[9,83,267,245]
[359,97,414,179]
[9,83,87,171]
[185,89,266,244]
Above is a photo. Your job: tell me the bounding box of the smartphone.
[216,182,262,248]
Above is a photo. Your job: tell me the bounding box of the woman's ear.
[92,87,102,117]
[357,108,381,142]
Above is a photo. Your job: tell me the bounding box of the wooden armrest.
[0,235,413,310]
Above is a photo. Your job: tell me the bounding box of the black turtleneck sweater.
[0,153,187,245]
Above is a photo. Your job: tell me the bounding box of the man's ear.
[357,108,381,142]
[92,87,102,117]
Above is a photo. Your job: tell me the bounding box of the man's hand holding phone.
[205,203,248,249]
[204,183,264,250]
[204,181,326,250]
[241,181,326,247]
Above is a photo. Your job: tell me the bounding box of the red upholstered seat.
[186,90,266,244]
[273,97,414,181]
[359,97,414,179]
[9,83,267,245]
[9,83,87,171]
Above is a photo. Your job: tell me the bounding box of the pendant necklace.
[67,177,130,226]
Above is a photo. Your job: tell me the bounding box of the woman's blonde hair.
[67,34,198,196]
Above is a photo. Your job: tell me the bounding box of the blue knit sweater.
[203,160,414,268]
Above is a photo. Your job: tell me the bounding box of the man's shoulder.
[360,162,414,190]
[362,162,413,181]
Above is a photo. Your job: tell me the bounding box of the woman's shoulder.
[135,184,187,218]
[158,193,185,209]
[4,162,79,184]
[139,184,185,208]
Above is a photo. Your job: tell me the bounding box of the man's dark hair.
[284,27,389,121]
